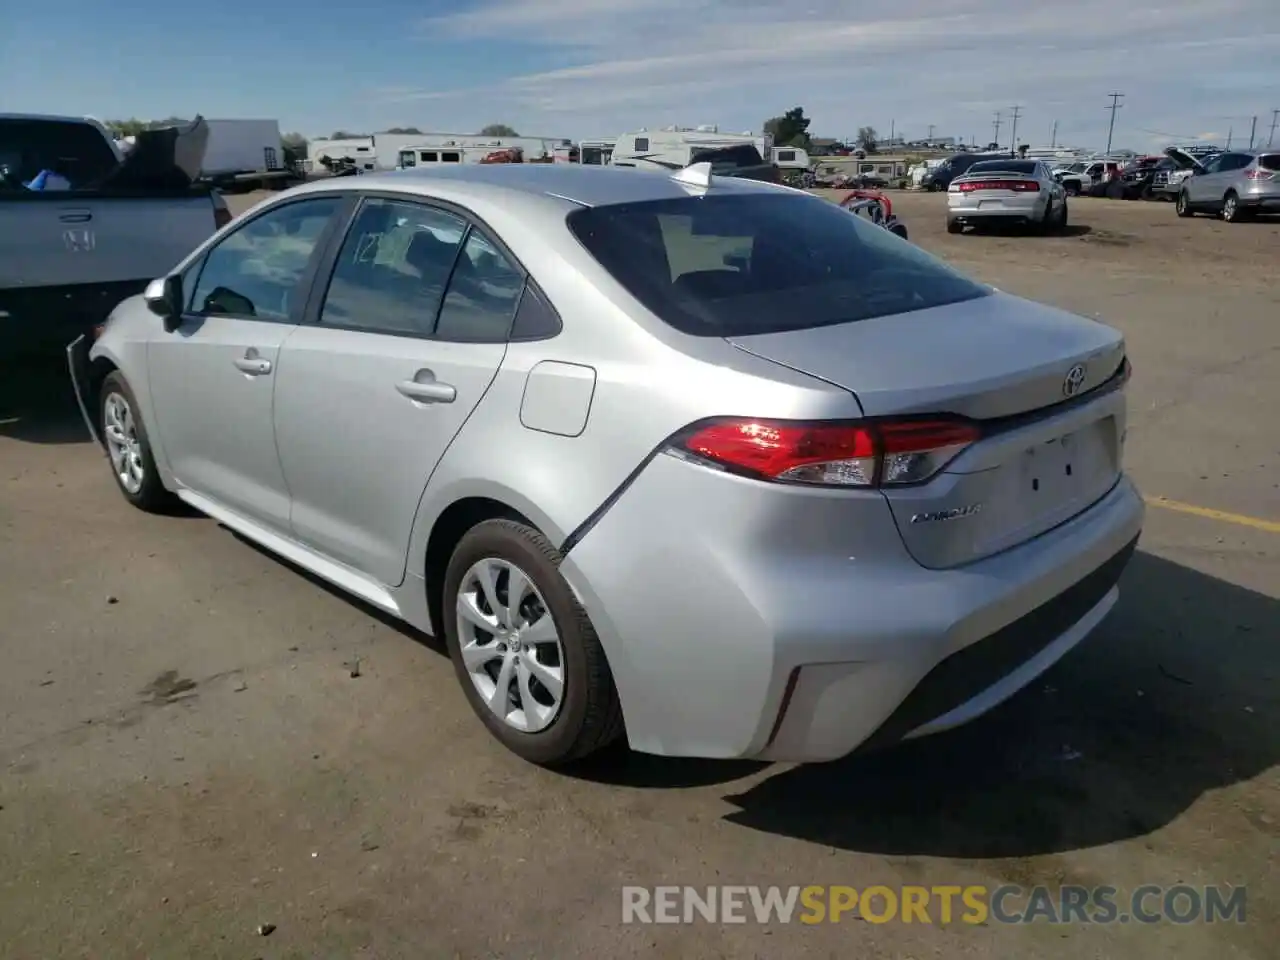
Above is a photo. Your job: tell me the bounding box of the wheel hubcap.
[103,392,144,494]
[456,558,565,733]
[1224,198,1235,218]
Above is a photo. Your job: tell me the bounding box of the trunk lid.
[729,292,1128,568]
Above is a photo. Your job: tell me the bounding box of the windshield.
[565,193,990,337]
[966,159,1039,175]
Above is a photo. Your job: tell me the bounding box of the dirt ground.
[1,191,1276,959]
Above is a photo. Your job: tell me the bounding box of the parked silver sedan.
[946,158,1069,234]
[68,163,1142,766]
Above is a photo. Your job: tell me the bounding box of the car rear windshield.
[967,159,1038,175]
[1258,154,1280,172]
[565,193,990,337]
[0,119,119,188]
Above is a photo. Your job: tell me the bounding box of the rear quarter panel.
[402,188,862,601]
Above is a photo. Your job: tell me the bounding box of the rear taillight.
[1243,169,1274,180]
[669,418,981,488]
[955,179,1040,192]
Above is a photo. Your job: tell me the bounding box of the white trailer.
[199,119,291,188]
[610,126,769,171]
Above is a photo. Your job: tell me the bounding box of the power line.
[1105,92,1124,156]
[1008,105,1023,152]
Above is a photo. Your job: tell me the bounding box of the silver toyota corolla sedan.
[68,163,1143,766]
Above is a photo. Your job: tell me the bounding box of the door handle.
[233,356,272,376]
[396,376,456,404]
[58,211,93,223]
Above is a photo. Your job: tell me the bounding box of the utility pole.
[1104,92,1124,156]
[927,124,935,143]
[1248,115,1258,149]
[992,111,1002,147]
[1050,119,1058,148]
[1008,105,1022,153]
[889,119,895,146]
[1227,126,1233,149]
[1269,109,1279,146]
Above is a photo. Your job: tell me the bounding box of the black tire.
[946,217,963,235]
[1220,191,1249,222]
[1065,182,1081,197]
[1176,191,1194,217]
[98,371,174,512]
[442,519,624,766]
[1055,201,1069,233]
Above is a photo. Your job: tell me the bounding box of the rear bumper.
[1239,190,1280,211]
[947,196,1047,222]
[561,451,1145,762]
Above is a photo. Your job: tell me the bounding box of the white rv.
[396,145,482,168]
[770,145,812,170]
[609,126,778,181]
[577,138,617,165]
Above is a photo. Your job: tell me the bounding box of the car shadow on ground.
[0,359,94,445]
[963,223,1094,239]
[576,550,1280,856]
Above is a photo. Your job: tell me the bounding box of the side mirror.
[144,275,184,332]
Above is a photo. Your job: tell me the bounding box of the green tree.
[383,126,423,134]
[856,126,879,153]
[763,107,811,149]
[329,130,367,140]
[479,123,519,137]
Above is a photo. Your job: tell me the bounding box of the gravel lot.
[1,190,1276,959]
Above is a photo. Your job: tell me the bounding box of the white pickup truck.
[0,114,231,360]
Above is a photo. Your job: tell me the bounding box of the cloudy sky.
[5,0,1279,150]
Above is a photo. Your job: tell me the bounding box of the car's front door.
[1186,154,1227,204]
[147,195,346,530]
[272,196,524,586]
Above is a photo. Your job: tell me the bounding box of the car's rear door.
[271,195,520,587]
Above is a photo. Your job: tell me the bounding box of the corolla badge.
[910,503,983,525]
[1062,363,1087,398]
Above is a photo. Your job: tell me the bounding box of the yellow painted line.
[1145,496,1280,534]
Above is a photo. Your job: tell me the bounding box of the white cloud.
[372,0,1280,149]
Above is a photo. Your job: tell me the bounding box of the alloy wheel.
[455,557,566,733]
[103,392,145,494]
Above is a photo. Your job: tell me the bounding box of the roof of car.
[295,162,786,208]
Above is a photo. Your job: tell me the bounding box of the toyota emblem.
[1063,364,1087,398]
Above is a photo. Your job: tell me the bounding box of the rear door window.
[318,197,466,337]
[566,193,989,337]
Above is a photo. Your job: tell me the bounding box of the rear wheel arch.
[424,496,535,637]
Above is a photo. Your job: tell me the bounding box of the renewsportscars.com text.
[621,884,1247,925]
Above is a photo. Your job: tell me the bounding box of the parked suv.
[921,152,1011,192]
[1176,149,1280,221]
